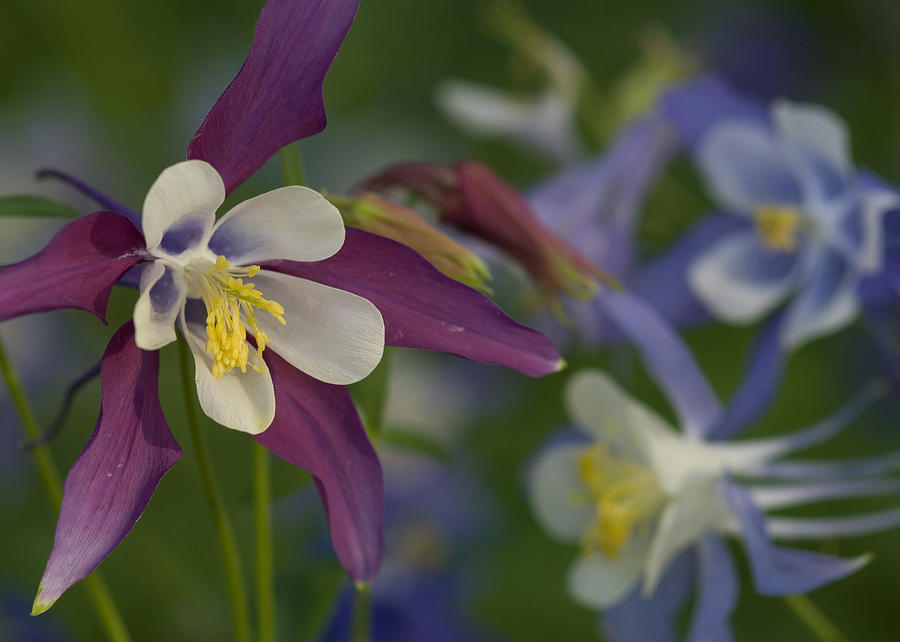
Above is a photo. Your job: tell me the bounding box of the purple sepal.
[719,479,869,596]
[33,322,181,613]
[687,534,737,642]
[603,552,694,642]
[600,290,722,439]
[262,228,563,377]
[659,75,768,152]
[186,0,360,194]
[710,312,786,441]
[0,211,146,323]
[254,350,383,582]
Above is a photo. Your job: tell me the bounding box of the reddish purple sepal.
[33,323,181,612]
[186,0,360,194]
[255,350,383,582]
[0,211,145,323]
[263,228,563,377]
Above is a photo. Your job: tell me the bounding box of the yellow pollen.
[755,205,802,252]
[576,443,665,559]
[196,255,286,378]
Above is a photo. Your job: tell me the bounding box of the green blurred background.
[2,0,900,640]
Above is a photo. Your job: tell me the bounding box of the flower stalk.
[0,337,131,642]
[784,594,848,642]
[177,339,252,642]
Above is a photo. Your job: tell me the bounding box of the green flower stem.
[177,340,252,642]
[351,584,371,642]
[0,337,131,642]
[278,143,306,187]
[784,594,848,642]
[253,442,274,642]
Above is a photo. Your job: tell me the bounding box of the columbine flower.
[529,290,900,639]
[658,76,900,348]
[0,0,563,614]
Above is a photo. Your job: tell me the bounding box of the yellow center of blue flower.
[755,205,802,252]
[192,255,286,378]
[577,443,665,559]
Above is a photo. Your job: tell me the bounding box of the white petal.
[181,312,275,434]
[566,537,650,609]
[688,231,797,323]
[142,160,224,250]
[528,442,594,542]
[133,262,187,351]
[208,186,345,265]
[252,270,385,385]
[565,369,674,458]
[698,122,803,212]
[773,100,851,175]
[642,481,731,595]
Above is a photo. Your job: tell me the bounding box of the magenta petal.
[33,323,181,613]
[254,350,383,582]
[0,211,145,323]
[186,0,360,194]
[262,228,563,376]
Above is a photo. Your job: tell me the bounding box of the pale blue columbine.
[528,290,900,640]
[667,80,899,348]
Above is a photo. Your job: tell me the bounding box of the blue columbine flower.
[658,76,900,349]
[528,290,900,640]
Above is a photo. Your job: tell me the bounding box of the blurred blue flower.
[527,290,900,640]
[657,76,900,349]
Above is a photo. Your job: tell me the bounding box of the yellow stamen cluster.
[755,205,802,252]
[197,255,286,378]
[576,443,665,559]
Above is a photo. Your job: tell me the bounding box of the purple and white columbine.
[529,290,900,640]
[0,0,562,614]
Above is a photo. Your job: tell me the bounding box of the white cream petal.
[566,537,650,609]
[142,160,224,250]
[642,481,731,595]
[528,442,594,543]
[133,262,187,351]
[773,100,851,174]
[565,369,675,459]
[208,186,345,265]
[181,313,275,435]
[252,270,385,385]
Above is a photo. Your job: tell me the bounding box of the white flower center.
[184,255,286,378]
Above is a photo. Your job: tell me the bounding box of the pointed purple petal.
[659,75,768,152]
[33,323,181,613]
[629,214,746,328]
[603,551,694,642]
[711,311,786,440]
[719,480,869,596]
[186,0,360,194]
[600,290,722,438]
[0,211,146,323]
[262,228,562,376]
[687,534,737,642]
[254,350,383,582]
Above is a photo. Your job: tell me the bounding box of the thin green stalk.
[254,442,274,642]
[351,584,371,642]
[177,340,252,642]
[278,143,306,186]
[784,594,848,642]
[0,338,131,642]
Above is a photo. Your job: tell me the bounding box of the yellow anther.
[193,256,286,378]
[755,205,802,252]
[576,443,665,559]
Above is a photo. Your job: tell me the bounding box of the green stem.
[254,443,274,642]
[177,340,252,642]
[350,584,371,642]
[784,594,848,642]
[278,143,306,186]
[0,337,131,642]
